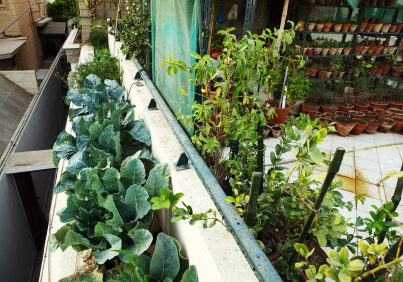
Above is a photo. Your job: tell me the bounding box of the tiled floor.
[264,131,403,232]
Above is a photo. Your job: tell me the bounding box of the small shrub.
[70,50,123,89]
[89,26,108,50]
[47,0,77,22]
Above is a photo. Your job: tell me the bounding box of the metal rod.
[0,0,37,34]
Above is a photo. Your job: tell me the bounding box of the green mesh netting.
[151,0,198,127]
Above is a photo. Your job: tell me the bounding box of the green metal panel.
[151,0,198,129]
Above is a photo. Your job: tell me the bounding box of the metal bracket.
[175,153,190,171]
[147,99,157,110]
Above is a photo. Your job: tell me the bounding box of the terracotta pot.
[378,117,395,133]
[302,102,320,114]
[373,23,383,33]
[321,104,339,113]
[335,111,351,118]
[352,119,368,135]
[361,46,369,54]
[389,24,398,33]
[267,105,292,124]
[382,64,391,75]
[308,23,316,32]
[321,48,330,56]
[374,109,391,118]
[329,48,338,55]
[310,68,318,77]
[323,22,333,32]
[386,0,397,7]
[315,23,324,32]
[336,47,344,55]
[352,101,370,111]
[314,47,322,55]
[349,110,365,119]
[369,101,389,110]
[396,23,403,33]
[333,23,342,32]
[355,45,363,54]
[306,49,313,56]
[325,71,332,79]
[324,112,336,119]
[388,108,403,117]
[388,46,397,54]
[365,119,380,133]
[298,20,306,31]
[361,110,377,119]
[309,111,323,120]
[271,126,282,138]
[331,70,339,78]
[335,117,357,136]
[381,23,391,33]
[343,47,352,55]
[211,49,222,60]
[338,104,354,112]
[374,46,383,54]
[389,101,403,109]
[360,22,368,32]
[263,125,271,138]
[367,46,376,54]
[340,23,350,32]
[317,70,327,79]
[350,24,358,32]
[391,68,403,78]
[318,117,333,128]
[391,115,403,132]
[381,47,389,54]
[338,71,346,79]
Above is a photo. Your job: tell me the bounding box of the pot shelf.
[304,54,349,58]
[307,31,401,36]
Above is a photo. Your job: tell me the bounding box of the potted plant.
[315,19,325,32]
[348,110,365,118]
[391,115,403,132]
[321,41,330,56]
[374,41,384,54]
[333,18,343,32]
[374,108,391,118]
[365,18,375,32]
[323,17,334,32]
[352,76,371,110]
[308,21,316,32]
[317,65,328,79]
[343,41,352,55]
[321,90,339,112]
[302,80,325,113]
[369,82,389,110]
[360,18,369,31]
[389,86,403,109]
[391,64,403,78]
[298,18,306,31]
[381,21,392,32]
[352,119,368,135]
[361,109,377,119]
[312,42,322,55]
[350,17,358,32]
[373,18,383,33]
[387,44,397,54]
[396,21,403,33]
[361,41,370,54]
[310,63,319,77]
[388,108,403,117]
[378,117,395,133]
[341,18,351,32]
[389,23,398,33]
[287,73,312,116]
[365,119,380,133]
[335,117,357,136]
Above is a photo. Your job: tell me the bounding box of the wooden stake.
[276,0,290,51]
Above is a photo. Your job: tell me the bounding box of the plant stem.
[245,172,262,227]
[356,258,403,281]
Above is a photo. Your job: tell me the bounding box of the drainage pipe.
[131,57,282,282]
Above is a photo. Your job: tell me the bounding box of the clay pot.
[331,70,339,78]
[366,24,375,32]
[352,119,368,135]
[386,0,397,7]
[340,23,350,32]
[314,47,322,55]
[271,126,282,138]
[389,101,403,109]
[373,23,383,33]
[367,46,376,54]
[318,117,333,128]
[369,101,389,110]
[374,109,391,118]
[310,68,318,77]
[267,105,292,124]
[360,22,368,32]
[382,64,391,75]
[308,23,316,32]
[309,111,323,120]
[263,125,271,138]
[381,47,389,54]
[381,23,391,33]
[323,22,333,32]
[391,68,403,78]
[365,119,380,133]
[361,110,377,119]
[352,100,370,111]
[335,111,351,118]
[336,47,344,55]
[333,24,342,32]
[378,117,395,133]
[349,110,365,119]
[338,104,354,112]
[321,48,330,56]
[355,45,363,54]
[321,104,339,113]
[374,46,383,54]
[324,112,336,120]
[396,23,403,33]
[335,117,357,136]
[302,103,320,114]
[388,46,397,54]
[315,23,325,32]
[211,49,222,60]
[325,71,332,79]
[389,24,398,33]
[329,47,338,55]
[343,47,352,55]
[361,46,369,54]
[317,70,327,79]
[338,71,346,79]
[350,24,358,32]
[391,115,403,132]
[298,20,306,31]
[388,108,403,117]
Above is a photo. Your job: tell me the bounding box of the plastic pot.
[336,47,344,55]
[321,48,330,56]
[302,103,320,114]
[343,47,352,55]
[378,117,395,133]
[373,23,383,33]
[314,47,322,55]
[352,119,368,135]
[329,48,338,55]
[266,105,292,124]
[369,101,389,110]
[335,117,357,136]
[365,119,380,134]
[387,46,397,54]
[308,23,316,32]
[391,115,403,132]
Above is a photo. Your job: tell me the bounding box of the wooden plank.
[4,149,54,174]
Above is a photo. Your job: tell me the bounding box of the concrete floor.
[264,131,403,234]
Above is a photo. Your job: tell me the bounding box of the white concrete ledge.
[63,29,80,50]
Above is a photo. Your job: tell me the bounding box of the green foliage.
[47,0,77,22]
[325,248,365,282]
[112,0,151,65]
[90,25,108,50]
[70,50,123,89]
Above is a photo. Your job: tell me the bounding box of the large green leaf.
[103,167,121,193]
[49,225,71,251]
[59,271,103,282]
[72,115,93,136]
[127,229,153,256]
[66,150,90,174]
[61,230,106,251]
[125,185,150,221]
[103,195,124,228]
[181,265,199,282]
[109,86,125,102]
[89,121,103,139]
[54,173,76,193]
[129,121,151,146]
[65,89,84,107]
[104,79,119,90]
[94,222,120,238]
[121,159,146,186]
[144,173,168,198]
[149,233,180,281]
[89,145,111,167]
[84,74,101,89]
[149,163,171,183]
[98,124,115,150]
[93,234,122,264]
[52,131,77,166]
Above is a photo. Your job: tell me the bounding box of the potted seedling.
[381,21,391,32]
[350,17,358,32]
[374,41,384,54]
[308,21,316,32]
[310,63,319,77]
[361,41,370,54]
[317,65,328,79]
[361,109,377,119]
[314,19,325,32]
[334,18,343,32]
[387,44,397,55]
[388,108,403,117]
[378,117,395,133]
[352,119,368,135]
[336,41,344,55]
[391,115,403,132]
[389,86,403,109]
[302,80,325,113]
[366,18,375,32]
[352,76,371,110]
[360,18,369,32]
[328,40,338,55]
[396,20,403,33]
[323,17,334,32]
[373,18,383,33]
[369,83,389,110]
[321,90,339,113]
[321,41,330,56]
[335,116,357,136]
[312,42,322,55]
[343,41,352,55]
[374,108,391,118]
[298,18,306,31]
[365,119,380,133]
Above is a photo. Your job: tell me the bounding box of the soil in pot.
[318,117,333,128]
[352,119,368,135]
[348,110,365,119]
[309,111,323,120]
[389,102,403,110]
[302,103,320,114]
[352,100,370,111]
[365,119,380,134]
[338,103,354,112]
[374,109,391,118]
[321,104,339,113]
[335,111,351,118]
[267,105,292,124]
[378,117,395,133]
[271,126,282,138]
[388,108,403,117]
[391,115,403,132]
[323,112,335,120]
[335,117,357,136]
[361,110,377,119]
